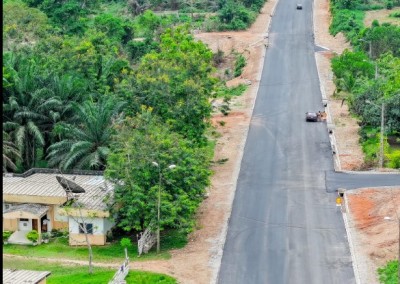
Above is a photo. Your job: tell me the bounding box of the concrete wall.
[69,233,106,246]
[3,218,17,231]
[68,217,113,246]
[52,205,68,230]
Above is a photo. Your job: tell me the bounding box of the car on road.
[297,4,302,9]
[305,112,318,122]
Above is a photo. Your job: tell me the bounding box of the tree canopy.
[105,108,212,232]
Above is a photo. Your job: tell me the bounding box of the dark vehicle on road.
[297,4,302,9]
[305,112,318,122]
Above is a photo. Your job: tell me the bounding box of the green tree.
[47,97,125,170]
[331,50,374,79]
[93,13,134,44]
[105,108,212,233]
[362,24,400,58]
[3,0,50,51]
[25,0,100,35]
[132,25,217,144]
[3,54,62,170]
[3,130,21,173]
[218,0,254,30]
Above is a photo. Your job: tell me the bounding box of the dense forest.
[2,0,265,236]
[329,0,400,169]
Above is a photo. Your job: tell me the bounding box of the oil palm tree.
[3,130,21,172]
[47,97,125,170]
[3,55,62,170]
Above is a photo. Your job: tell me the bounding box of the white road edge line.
[342,192,362,284]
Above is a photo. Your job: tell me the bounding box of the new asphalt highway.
[217,0,400,283]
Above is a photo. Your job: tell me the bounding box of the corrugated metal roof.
[3,173,113,211]
[3,203,49,216]
[3,269,51,284]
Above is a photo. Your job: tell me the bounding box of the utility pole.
[157,166,161,254]
[152,162,176,254]
[379,102,385,169]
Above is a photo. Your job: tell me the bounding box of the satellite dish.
[56,176,86,194]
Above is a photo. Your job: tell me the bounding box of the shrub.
[3,231,12,242]
[386,0,394,9]
[26,230,39,243]
[51,229,63,237]
[42,232,50,240]
[329,8,364,40]
[389,11,400,18]
[120,237,132,248]
[234,54,246,77]
[386,150,400,169]
[213,49,225,66]
[377,260,398,284]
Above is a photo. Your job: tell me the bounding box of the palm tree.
[3,130,21,172]
[47,97,125,170]
[3,56,62,170]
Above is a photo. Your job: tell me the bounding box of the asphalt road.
[217,0,400,283]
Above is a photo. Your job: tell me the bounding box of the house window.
[79,223,93,234]
[20,218,29,222]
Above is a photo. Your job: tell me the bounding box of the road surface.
[217,0,400,283]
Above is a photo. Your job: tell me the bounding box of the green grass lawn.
[3,230,187,262]
[3,257,177,284]
[4,237,168,262]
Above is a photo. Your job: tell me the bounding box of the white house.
[3,169,114,246]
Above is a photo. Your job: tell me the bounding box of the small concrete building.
[3,269,51,284]
[3,168,114,246]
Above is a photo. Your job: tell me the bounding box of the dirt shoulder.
[344,187,400,284]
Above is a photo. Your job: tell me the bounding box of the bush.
[377,260,398,284]
[386,0,394,9]
[51,229,63,237]
[329,9,364,39]
[234,54,246,77]
[42,232,50,240]
[212,49,225,66]
[3,231,12,241]
[120,237,132,248]
[386,150,400,169]
[26,230,39,243]
[389,11,400,18]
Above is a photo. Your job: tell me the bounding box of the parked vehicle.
[305,112,318,122]
[306,111,327,122]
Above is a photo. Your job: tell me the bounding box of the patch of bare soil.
[345,188,400,284]
[364,7,400,27]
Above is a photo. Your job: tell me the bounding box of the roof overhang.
[3,204,49,219]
